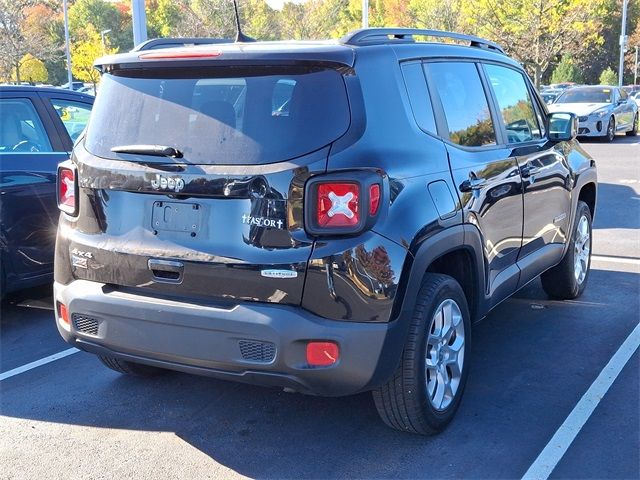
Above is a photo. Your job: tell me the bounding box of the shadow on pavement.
[1,270,638,479]
[592,182,640,230]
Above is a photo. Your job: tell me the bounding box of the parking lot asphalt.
[1,136,639,480]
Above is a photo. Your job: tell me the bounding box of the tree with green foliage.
[12,53,47,83]
[551,56,583,84]
[599,67,617,85]
[147,0,181,38]
[69,0,132,51]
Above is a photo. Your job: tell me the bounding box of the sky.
[264,0,307,10]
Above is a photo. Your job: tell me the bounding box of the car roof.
[0,85,94,100]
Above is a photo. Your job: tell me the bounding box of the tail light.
[305,172,384,236]
[57,161,78,216]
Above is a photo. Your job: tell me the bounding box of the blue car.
[0,86,93,296]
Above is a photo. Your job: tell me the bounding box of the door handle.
[521,164,540,178]
[460,177,487,192]
[148,259,184,283]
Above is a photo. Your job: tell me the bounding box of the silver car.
[548,85,638,142]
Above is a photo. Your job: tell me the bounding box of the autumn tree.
[410,0,464,32]
[0,0,58,83]
[463,0,603,87]
[147,0,182,38]
[12,53,47,83]
[71,26,116,88]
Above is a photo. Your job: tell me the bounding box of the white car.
[631,91,640,109]
[548,85,638,142]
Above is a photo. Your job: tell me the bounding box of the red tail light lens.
[317,183,360,228]
[57,164,77,215]
[369,184,381,215]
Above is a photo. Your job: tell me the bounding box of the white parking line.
[0,348,79,381]
[591,255,640,266]
[522,323,640,480]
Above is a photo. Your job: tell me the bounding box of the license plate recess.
[152,201,201,234]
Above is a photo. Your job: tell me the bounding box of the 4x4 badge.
[151,174,185,193]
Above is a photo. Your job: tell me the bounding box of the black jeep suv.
[54,28,596,435]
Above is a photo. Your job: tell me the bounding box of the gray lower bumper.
[54,280,397,396]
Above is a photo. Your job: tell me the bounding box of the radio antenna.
[232,0,255,43]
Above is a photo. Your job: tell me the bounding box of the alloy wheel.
[574,214,591,284]
[425,298,465,411]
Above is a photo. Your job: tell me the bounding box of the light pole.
[131,0,148,47]
[63,0,72,89]
[618,0,628,87]
[635,46,639,85]
[362,0,368,28]
[100,29,111,53]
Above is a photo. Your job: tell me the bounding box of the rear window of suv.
[85,66,350,165]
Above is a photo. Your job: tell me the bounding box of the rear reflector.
[306,341,340,366]
[57,303,70,326]
[316,183,360,228]
[57,165,77,215]
[138,51,222,60]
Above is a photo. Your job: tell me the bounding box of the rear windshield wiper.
[110,144,183,158]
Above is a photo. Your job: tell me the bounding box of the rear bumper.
[54,280,402,396]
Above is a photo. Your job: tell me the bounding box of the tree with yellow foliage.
[12,53,47,84]
[462,0,604,87]
[71,26,116,89]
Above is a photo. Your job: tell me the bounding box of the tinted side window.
[427,62,496,147]
[401,62,437,134]
[0,98,52,153]
[485,64,542,143]
[50,99,93,143]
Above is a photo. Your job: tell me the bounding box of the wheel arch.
[365,224,486,392]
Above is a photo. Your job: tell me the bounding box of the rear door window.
[50,99,93,142]
[484,64,542,143]
[426,62,497,147]
[0,98,52,153]
[85,66,350,165]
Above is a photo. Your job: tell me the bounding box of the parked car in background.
[60,81,86,91]
[541,91,560,104]
[77,85,96,96]
[630,91,640,108]
[0,86,93,297]
[549,85,638,141]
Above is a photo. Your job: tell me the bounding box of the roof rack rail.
[132,38,232,52]
[340,28,505,54]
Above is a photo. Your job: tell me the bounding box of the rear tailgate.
[66,61,352,306]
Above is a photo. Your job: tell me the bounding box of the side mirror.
[548,112,578,142]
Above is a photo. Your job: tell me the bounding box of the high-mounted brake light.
[138,51,222,60]
[57,163,77,216]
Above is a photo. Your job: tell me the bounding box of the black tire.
[625,113,638,136]
[603,116,615,142]
[372,273,471,435]
[541,201,592,300]
[98,355,166,377]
